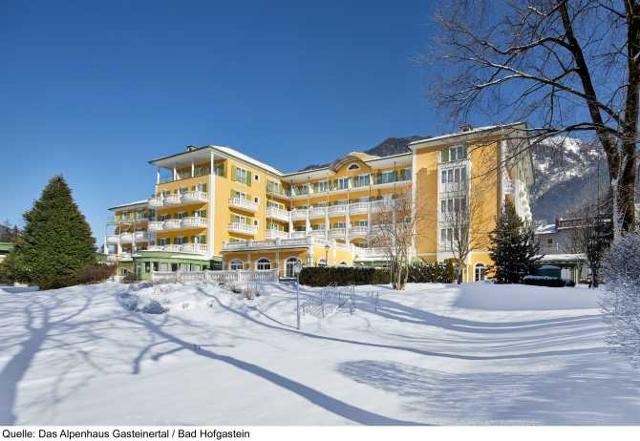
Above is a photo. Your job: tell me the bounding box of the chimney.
[459,123,473,132]
[186,145,197,151]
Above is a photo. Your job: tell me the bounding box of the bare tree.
[432,0,639,235]
[368,191,419,290]
[570,200,613,287]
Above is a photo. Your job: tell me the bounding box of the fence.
[301,285,382,319]
[151,269,279,285]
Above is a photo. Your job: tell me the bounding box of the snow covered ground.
[1,281,639,425]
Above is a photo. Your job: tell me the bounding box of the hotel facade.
[103,123,534,282]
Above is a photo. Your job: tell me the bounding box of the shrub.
[407,261,455,283]
[75,264,115,285]
[298,266,390,287]
[523,275,568,287]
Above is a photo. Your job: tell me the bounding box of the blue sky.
[1,0,462,241]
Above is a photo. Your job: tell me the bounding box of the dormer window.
[347,163,360,171]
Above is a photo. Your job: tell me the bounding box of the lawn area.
[1,281,638,425]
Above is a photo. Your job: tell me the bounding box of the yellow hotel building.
[103,123,533,281]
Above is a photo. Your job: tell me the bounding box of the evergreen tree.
[5,175,96,289]
[489,200,541,284]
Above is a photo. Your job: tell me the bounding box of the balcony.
[106,235,119,244]
[222,235,327,251]
[265,229,288,240]
[182,190,208,204]
[149,196,164,208]
[164,194,183,205]
[329,228,346,239]
[290,209,308,221]
[119,233,133,243]
[266,206,290,222]
[133,231,149,242]
[290,231,307,238]
[229,197,258,212]
[354,247,388,260]
[328,205,347,216]
[349,202,369,215]
[179,243,208,254]
[228,222,257,235]
[310,229,326,239]
[370,200,386,212]
[164,219,183,230]
[349,226,369,238]
[309,206,327,219]
[148,221,164,231]
[181,217,207,228]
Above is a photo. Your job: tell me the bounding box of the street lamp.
[324,243,330,267]
[294,260,303,329]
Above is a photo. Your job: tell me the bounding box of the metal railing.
[151,269,279,285]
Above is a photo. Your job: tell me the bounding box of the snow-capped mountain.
[530,136,609,223]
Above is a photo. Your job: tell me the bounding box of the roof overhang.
[409,122,527,151]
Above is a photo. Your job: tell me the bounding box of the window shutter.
[231,165,237,182]
[246,171,252,186]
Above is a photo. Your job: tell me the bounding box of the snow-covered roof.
[212,145,284,176]
[409,122,526,148]
[108,200,149,211]
[540,253,586,262]
[535,224,557,235]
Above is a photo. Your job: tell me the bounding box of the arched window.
[347,163,360,171]
[256,258,271,270]
[474,263,486,282]
[229,259,243,270]
[285,257,302,278]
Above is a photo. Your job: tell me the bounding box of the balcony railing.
[349,226,369,237]
[149,221,164,231]
[182,190,208,203]
[229,197,258,212]
[290,209,308,221]
[149,196,164,208]
[164,194,183,205]
[222,235,327,251]
[370,200,386,212]
[329,227,346,239]
[179,243,208,254]
[228,222,257,235]
[265,229,288,240]
[149,191,208,208]
[181,217,207,228]
[106,235,119,244]
[290,231,307,238]
[349,202,369,215]
[164,219,182,230]
[328,205,347,216]
[309,206,327,218]
[266,206,290,222]
[353,247,388,259]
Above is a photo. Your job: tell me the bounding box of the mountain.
[299,136,428,171]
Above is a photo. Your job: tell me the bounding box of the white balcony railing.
[181,217,207,228]
[328,205,347,216]
[370,200,386,212]
[179,243,208,254]
[182,190,208,203]
[228,222,257,235]
[148,221,164,231]
[119,233,134,243]
[106,235,119,244]
[266,206,290,222]
[310,229,326,238]
[354,247,388,259]
[164,194,183,205]
[133,231,149,242]
[309,206,327,218]
[290,209,308,221]
[265,229,288,240]
[329,228,346,239]
[164,219,182,230]
[349,202,369,215]
[229,197,258,212]
[349,226,369,237]
[149,196,164,208]
[164,244,183,252]
[222,235,328,251]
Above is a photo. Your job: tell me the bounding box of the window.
[254,197,259,204]
[144,262,151,273]
[352,174,370,188]
[254,174,259,181]
[232,166,252,186]
[313,181,329,193]
[214,162,225,177]
[256,258,271,270]
[347,163,360,170]
[337,177,350,190]
[441,145,467,163]
[230,259,243,270]
[475,263,486,282]
[285,257,302,278]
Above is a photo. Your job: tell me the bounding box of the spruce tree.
[489,200,541,284]
[6,175,96,289]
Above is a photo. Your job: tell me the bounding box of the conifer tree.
[6,175,96,289]
[489,200,541,284]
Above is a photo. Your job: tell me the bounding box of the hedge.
[407,261,456,283]
[298,266,390,287]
